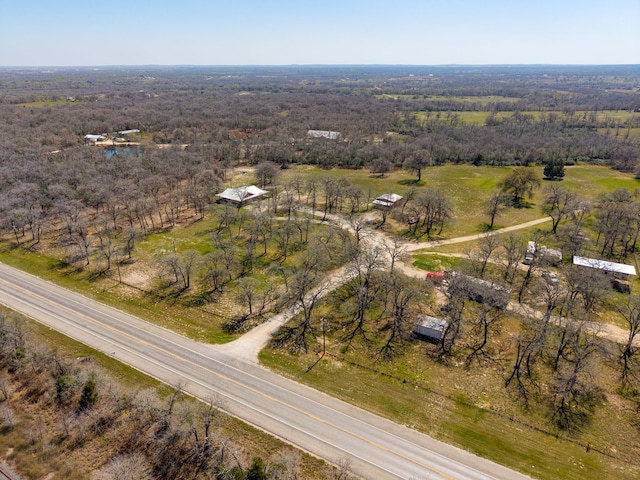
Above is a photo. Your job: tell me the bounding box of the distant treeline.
[0,65,638,185]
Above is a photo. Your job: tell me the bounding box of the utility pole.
[321,316,326,357]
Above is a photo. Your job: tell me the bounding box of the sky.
[1,0,638,66]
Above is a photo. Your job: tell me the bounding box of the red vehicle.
[426,271,445,282]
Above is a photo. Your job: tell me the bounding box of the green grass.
[0,243,236,344]
[412,253,461,271]
[414,110,640,127]
[283,164,639,239]
[375,94,521,104]
[260,339,639,480]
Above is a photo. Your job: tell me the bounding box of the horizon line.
[1,63,639,69]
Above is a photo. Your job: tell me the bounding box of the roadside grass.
[260,326,640,480]
[0,243,235,343]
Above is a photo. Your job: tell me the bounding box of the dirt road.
[218,211,636,363]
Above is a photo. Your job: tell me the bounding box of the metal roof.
[373,193,403,207]
[573,256,636,276]
[307,130,341,140]
[415,315,447,331]
[216,185,268,203]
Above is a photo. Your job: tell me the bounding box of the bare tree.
[615,297,640,386]
[235,277,260,317]
[342,246,386,348]
[378,272,420,358]
[541,184,578,234]
[500,232,525,284]
[403,150,431,182]
[471,233,500,278]
[497,167,541,205]
[464,300,504,369]
[484,191,510,229]
[414,188,454,237]
[272,245,330,353]
[551,323,601,430]
[255,161,280,188]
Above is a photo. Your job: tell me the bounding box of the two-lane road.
[0,263,531,480]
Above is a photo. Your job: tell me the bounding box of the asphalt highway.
[0,263,531,480]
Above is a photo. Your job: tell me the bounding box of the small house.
[373,193,403,210]
[414,315,447,343]
[118,129,141,136]
[216,185,268,207]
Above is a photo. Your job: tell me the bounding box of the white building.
[307,130,342,140]
[372,193,403,210]
[216,185,268,207]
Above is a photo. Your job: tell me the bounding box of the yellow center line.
[1,275,459,480]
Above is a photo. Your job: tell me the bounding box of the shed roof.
[415,315,447,331]
[573,256,636,276]
[373,193,403,208]
[216,185,268,203]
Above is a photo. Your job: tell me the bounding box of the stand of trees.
[0,313,341,479]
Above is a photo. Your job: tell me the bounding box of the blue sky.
[1,0,638,66]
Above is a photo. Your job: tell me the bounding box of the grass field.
[260,340,640,480]
[282,163,640,238]
[414,110,640,126]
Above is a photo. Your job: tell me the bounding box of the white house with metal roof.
[216,185,268,207]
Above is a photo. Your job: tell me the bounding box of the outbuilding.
[414,315,447,343]
[84,134,106,143]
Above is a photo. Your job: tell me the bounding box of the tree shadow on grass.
[397,179,426,186]
[512,200,535,209]
[478,223,504,233]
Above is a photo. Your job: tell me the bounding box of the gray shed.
[414,315,447,342]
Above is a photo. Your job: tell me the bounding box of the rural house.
[216,185,268,207]
[573,255,636,293]
[83,134,106,143]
